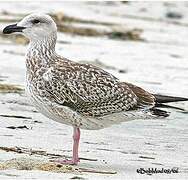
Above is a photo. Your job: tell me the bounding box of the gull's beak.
[3,23,26,34]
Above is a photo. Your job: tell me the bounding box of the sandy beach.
[0,1,188,179]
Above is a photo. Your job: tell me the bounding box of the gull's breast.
[26,73,80,127]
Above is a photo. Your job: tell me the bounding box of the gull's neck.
[26,33,58,64]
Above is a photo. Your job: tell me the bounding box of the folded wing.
[43,60,155,117]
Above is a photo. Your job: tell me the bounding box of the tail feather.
[150,108,169,117]
[153,94,188,104]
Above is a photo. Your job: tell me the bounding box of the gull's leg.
[72,127,80,162]
[54,127,80,165]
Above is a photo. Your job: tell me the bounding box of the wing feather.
[42,60,154,117]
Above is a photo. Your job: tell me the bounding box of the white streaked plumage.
[14,13,158,130]
[3,13,171,165]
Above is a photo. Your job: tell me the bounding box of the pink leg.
[54,127,80,165]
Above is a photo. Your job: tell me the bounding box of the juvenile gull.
[3,13,188,165]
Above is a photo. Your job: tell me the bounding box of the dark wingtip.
[153,94,188,104]
[155,103,186,111]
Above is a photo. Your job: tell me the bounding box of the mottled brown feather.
[125,83,155,107]
[27,54,156,118]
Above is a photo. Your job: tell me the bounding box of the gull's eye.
[32,19,40,24]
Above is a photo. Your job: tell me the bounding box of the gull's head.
[3,13,57,41]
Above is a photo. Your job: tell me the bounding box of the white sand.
[0,1,188,180]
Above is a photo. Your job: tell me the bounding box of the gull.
[3,13,188,165]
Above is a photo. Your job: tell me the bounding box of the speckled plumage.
[1,12,157,130]
[3,13,173,164]
[25,28,156,130]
